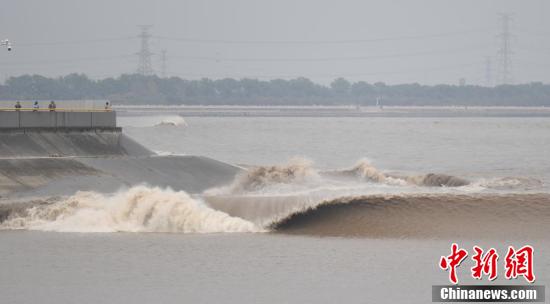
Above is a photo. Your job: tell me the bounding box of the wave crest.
[476,177,543,190]
[331,159,469,187]
[350,159,387,183]
[0,186,258,233]
[269,193,550,238]
[412,173,470,187]
[155,116,187,127]
[219,158,320,194]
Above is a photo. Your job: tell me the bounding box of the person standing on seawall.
[33,101,39,112]
[48,101,56,112]
[14,101,21,111]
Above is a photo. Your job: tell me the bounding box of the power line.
[516,28,550,37]
[0,54,134,67]
[169,61,481,79]
[167,44,492,63]
[1,60,480,81]
[10,28,489,48]
[514,60,550,68]
[17,36,136,47]
[136,25,154,76]
[153,28,489,45]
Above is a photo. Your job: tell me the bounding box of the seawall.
[0,110,243,199]
[0,111,116,129]
[0,155,242,198]
[0,128,153,158]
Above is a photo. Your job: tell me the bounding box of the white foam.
[1,186,259,233]
[155,116,187,127]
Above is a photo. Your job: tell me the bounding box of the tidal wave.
[268,193,550,239]
[208,158,542,199]
[327,159,470,187]
[213,158,320,195]
[1,158,546,238]
[0,186,258,233]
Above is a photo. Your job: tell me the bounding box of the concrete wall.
[0,100,109,111]
[19,112,57,128]
[0,111,116,128]
[0,155,242,197]
[0,130,153,158]
[0,112,19,128]
[62,112,92,128]
[91,111,116,127]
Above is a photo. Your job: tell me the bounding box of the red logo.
[471,246,499,281]
[439,244,535,284]
[505,245,536,283]
[439,243,468,284]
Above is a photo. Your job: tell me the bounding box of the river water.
[1,114,549,303]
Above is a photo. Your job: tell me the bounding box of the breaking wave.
[202,158,547,238]
[155,116,187,127]
[330,159,470,187]
[1,158,545,238]
[210,158,475,197]
[208,158,543,204]
[411,173,470,187]
[268,193,550,239]
[211,158,320,194]
[0,186,258,233]
[346,158,388,183]
[474,177,544,191]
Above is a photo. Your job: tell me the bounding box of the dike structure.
[0,104,241,199]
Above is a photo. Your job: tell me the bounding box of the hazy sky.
[0,0,548,85]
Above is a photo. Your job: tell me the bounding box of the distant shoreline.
[3,75,550,107]
[116,105,550,117]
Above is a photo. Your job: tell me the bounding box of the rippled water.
[121,116,550,186]
[2,115,549,303]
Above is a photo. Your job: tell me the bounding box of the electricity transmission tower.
[136,25,154,76]
[160,49,167,78]
[485,56,493,87]
[496,14,513,85]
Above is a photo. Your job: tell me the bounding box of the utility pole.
[136,25,154,76]
[485,56,493,87]
[497,14,513,85]
[160,49,167,78]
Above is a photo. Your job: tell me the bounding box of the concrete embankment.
[0,129,152,158]
[0,129,242,199]
[0,155,241,198]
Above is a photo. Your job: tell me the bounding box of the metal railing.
[0,109,117,129]
[0,100,112,112]
[0,108,112,112]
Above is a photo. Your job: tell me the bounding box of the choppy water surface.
[121,116,550,183]
[2,114,550,303]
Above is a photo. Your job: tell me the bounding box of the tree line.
[1,73,549,106]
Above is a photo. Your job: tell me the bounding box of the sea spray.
[211,157,321,194]
[473,176,543,191]
[0,186,258,233]
[155,116,187,127]
[351,158,387,183]
[209,157,473,198]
